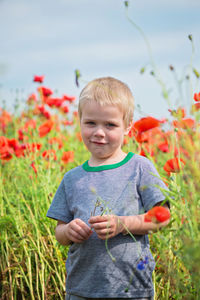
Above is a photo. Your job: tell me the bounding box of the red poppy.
[38,120,54,137]
[42,149,57,161]
[76,132,82,142]
[62,120,73,126]
[173,118,195,129]
[61,151,74,164]
[158,142,169,153]
[139,145,154,157]
[192,102,200,112]
[0,136,13,160]
[61,105,69,113]
[193,92,200,102]
[30,161,37,174]
[144,206,170,223]
[33,75,44,83]
[0,136,8,148]
[133,117,165,133]
[14,145,25,158]
[174,147,190,159]
[27,93,37,104]
[0,146,13,161]
[24,119,37,131]
[0,110,12,131]
[18,129,28,142]
[45,97,64,108]
[48,137,63,149]
[7,138,19,151]
[62,94,76,102]
[163,157,185,174]
[36,105,51,119]
[38,86,53,97]
[123,137,129,145]
[26,143,42,153]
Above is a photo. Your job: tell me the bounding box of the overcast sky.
[0,0,200,119]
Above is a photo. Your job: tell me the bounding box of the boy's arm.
[89,203,170,240]
[120,203,170,235]
[55,219,93,245]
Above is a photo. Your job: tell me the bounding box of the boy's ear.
[124,121,133,135]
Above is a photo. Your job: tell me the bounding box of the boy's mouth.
[91,140,107,145]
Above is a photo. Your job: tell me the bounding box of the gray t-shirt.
[47,153,168,298]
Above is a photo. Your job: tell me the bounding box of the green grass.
[0,89,200,299]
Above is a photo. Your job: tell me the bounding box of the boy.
[47,77,170,300]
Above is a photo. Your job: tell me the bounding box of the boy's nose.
[93,126,105,137]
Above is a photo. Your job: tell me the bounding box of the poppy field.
[0,74,200,300]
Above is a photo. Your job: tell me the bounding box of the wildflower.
[61,151,74,164]
[168,107,186,119]
[193,68,200,79]
[27,93,37,104]
[33,75,44,83]
[30,161,37,174]
[137,261,145,270]
[38,86,53,97]
[134,116,165,133]
[45,97,64,108]
[193,92,200,102]
[0,136,13,161]
[76,132,82,142]
[192,102,200,112]
[24,119,37,131]
[188,34,193,41]
[144,206,170,223]
[48,137,63,149]
[0,146,13,161]
[164,157,185,175]
[18,129,27,142]
[0,136,8,148]
[123,137,128,145]
[61,105,69,113]
[0,110,12,132]
[130,117,166,143]
[62,94,76,102]
[139,145,154,157]
[124,1,129,7]
[62,120,73,126]
[158,142,169,153]
[42,149,57,161]
[75,69,81,87]
[38,120,54,138]
[7,138,20,151]
[173,118,195,129]
[26,143,42,153]
[35,105,51,119]
[137,256,149,270]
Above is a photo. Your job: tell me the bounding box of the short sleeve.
[46,177,73,223]
[138,158,168,212]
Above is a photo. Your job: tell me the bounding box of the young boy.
[47,77,170,300]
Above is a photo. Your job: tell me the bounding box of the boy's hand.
[65,219,93,243]
[89,215,123,240]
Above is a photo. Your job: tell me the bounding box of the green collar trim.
[82,152,134,172]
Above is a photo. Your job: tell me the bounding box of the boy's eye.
[86,121,95,125]
[107,123,116,127]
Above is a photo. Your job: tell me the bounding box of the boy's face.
[80,101,129,164]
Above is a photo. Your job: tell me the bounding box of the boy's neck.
[88,151,127,167]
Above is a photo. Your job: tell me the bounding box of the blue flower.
[137,256,149,271]
[137,261,145,270]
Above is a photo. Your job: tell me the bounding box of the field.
[0,77,200,300]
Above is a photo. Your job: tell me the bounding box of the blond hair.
[78,77,134,127]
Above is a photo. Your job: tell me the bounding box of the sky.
[0,0,200,120]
